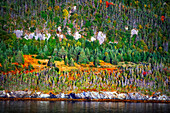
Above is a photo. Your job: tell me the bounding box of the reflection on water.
[0,101,169,113]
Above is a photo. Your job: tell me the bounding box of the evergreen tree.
[78,49,88,64]
[94,56,99,67]
[23,44,29,54]
[43,45,49,55]
[69,57,74,66]
[58,46,67,59]
[85,48,90,59]
[53,48,58,56]
[90,56,94,62]
[15,50,24,64]
[64,56,68,65]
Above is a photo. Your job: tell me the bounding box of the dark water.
[0,101,169,113]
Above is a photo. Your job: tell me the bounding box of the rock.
[39,94,50,98]
[0,94,7,98]
[135,93,144,100]
[102,92,114,99]
[74,31,81,40]
[128,93,137,100]
[99,93,105,99]
[158,95,168,100]
[55,94,61,98]
[117,93,126,100]
[97,31,106,44]
[112,92,118,99]
[0,90,7,98]
[131,28,138,37]
[13,91,29,98]
[61,93,66,98]
[152,95,158,100]
[30,92,39,98]
[91,92,99,99]
[49,92,57,98]
[91,36,96,42]
[0,91,3,95]
[14,30,23,38]
[69,93,77,99]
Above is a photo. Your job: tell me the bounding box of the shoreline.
[0,98,170,103]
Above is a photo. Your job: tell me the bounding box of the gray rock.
[39,94,50,98]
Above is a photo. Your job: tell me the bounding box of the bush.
[54,56,62,61]
[28,64,34,71]
[55,67,59,72]
[38,61,41,64]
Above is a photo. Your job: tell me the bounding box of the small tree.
[85,48,90,59]
[53,48,58,56]
[64,56,68,65]
[78,49,88,64]
[58,46,67,59]
[15,50,24,64]
[69,57,75,66]
[23,44,29,55]
[94,56,100,67]
[90,56,94,62]
[43,45,48,55]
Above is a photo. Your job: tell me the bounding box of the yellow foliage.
[48,6,52,11]
[148,5,150,8]
[76,41,81,47]
[139,25,143,29]
[154,14,158,18]
[63,9,69,18]
[54,6,60,11]
[100,0,102,4]
[105,52,108,56]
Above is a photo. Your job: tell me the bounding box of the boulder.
[74,31,81,40]
[69,93,77,99]
[39,94,50,98]
[131,28,138,37]
[49,92,57,98]
[97,31,106,44]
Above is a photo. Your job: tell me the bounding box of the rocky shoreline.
[0,90,169,103]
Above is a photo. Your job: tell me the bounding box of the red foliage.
[161,16,165,22]
[143,71,147,76]
[106,1,114,8]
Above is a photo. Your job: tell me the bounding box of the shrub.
[38,61,41,64]
[55,67,59,72]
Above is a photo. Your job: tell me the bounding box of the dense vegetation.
[0,0,169,95]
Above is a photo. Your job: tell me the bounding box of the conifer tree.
[58,46,67,59]
[64,56,68,65]
[94,56,100,67]
[15,50,24,64]
[85,48,90,59]
[78,49,88,64]
[69,57,75,66]
[23,44,29,54]
[43,45,48,55]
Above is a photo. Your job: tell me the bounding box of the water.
[0,101,169,113]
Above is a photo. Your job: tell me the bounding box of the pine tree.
[64,56,68,65]
[85,48,90,59]
[105,53,110,63]
[43,45,48,55]
[23,44,29,54]
[94,56,99,67]
[90,56,94,62]
[69,57,74,66]
[78,49,88,64]
[15,50,24,64]
[58,46,67,59]
[53,48,58,56]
